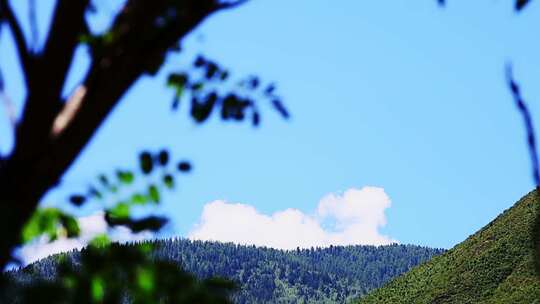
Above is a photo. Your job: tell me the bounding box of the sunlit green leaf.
[22,208,74,243]
[60,215,80,238]
[89,234,111,248]
[91,276,105,302]
[116,170,135,184]
[131,193,149,205]
[148,185,160,203]
[21,216,41,244]
[108,202,130,219]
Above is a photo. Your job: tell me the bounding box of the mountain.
[9,241,443,303]
[358,189,540,303]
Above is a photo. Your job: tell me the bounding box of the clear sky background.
[2,0,540,253]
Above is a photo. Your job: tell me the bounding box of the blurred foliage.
[22,209,80,244]
[11,149,238,303]
[6,240,442,304]
[167,55,288,126]
[79,19,289,127]
[11,243,235,304]
[69,149,192,234]
[7,0,290,298]
[22,149,192,249]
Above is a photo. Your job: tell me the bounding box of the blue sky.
[2,0,540,250]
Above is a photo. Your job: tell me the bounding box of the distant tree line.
[5,239,444,303]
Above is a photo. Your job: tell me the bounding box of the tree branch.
[0,0,234,271]
[218,0,250,10]
[14,0,90,161]
[39,0,90,93]
[506,64,540,187]
[48,0,222,173]
[0,0,31,84]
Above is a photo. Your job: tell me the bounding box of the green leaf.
[22,208,67,243]
[163,174,174,189]
[91,276,105,302]
[148,185,160,203]
[191,92,217,123]
[139,151,154,174]
[108,202,130,219]
[220,70,229,81]
[116,170,135,184]
[138,242,154,254]
[130,193,149,205]
[191,82,204,91]
[89,234,111,248]
[136,267,155,293]
[60,215,80,238]
[21,216,41,244]
[167,73,188,87]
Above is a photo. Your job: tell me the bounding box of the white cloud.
[15,212,154,266]
[188,186,396,249]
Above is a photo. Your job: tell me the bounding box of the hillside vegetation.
[358,190,540,304]
[11,241,442,303]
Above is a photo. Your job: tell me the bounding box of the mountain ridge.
[10,240,443,303]
[358,189,540,303]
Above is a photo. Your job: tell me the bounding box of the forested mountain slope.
[12,241,442,303]
[358,190,540,304]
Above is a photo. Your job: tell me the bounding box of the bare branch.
[14,0,90,157]
[0,0,32,84]
[39,0,90,95]
[51,85,86,137]
[44,0,223,184]
[506,64,540,187]
[516,0,532,11]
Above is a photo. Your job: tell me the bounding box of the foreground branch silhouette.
[0,0,246,272]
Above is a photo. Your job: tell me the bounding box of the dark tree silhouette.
[0,0,281,271]
[0,0,291,301]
